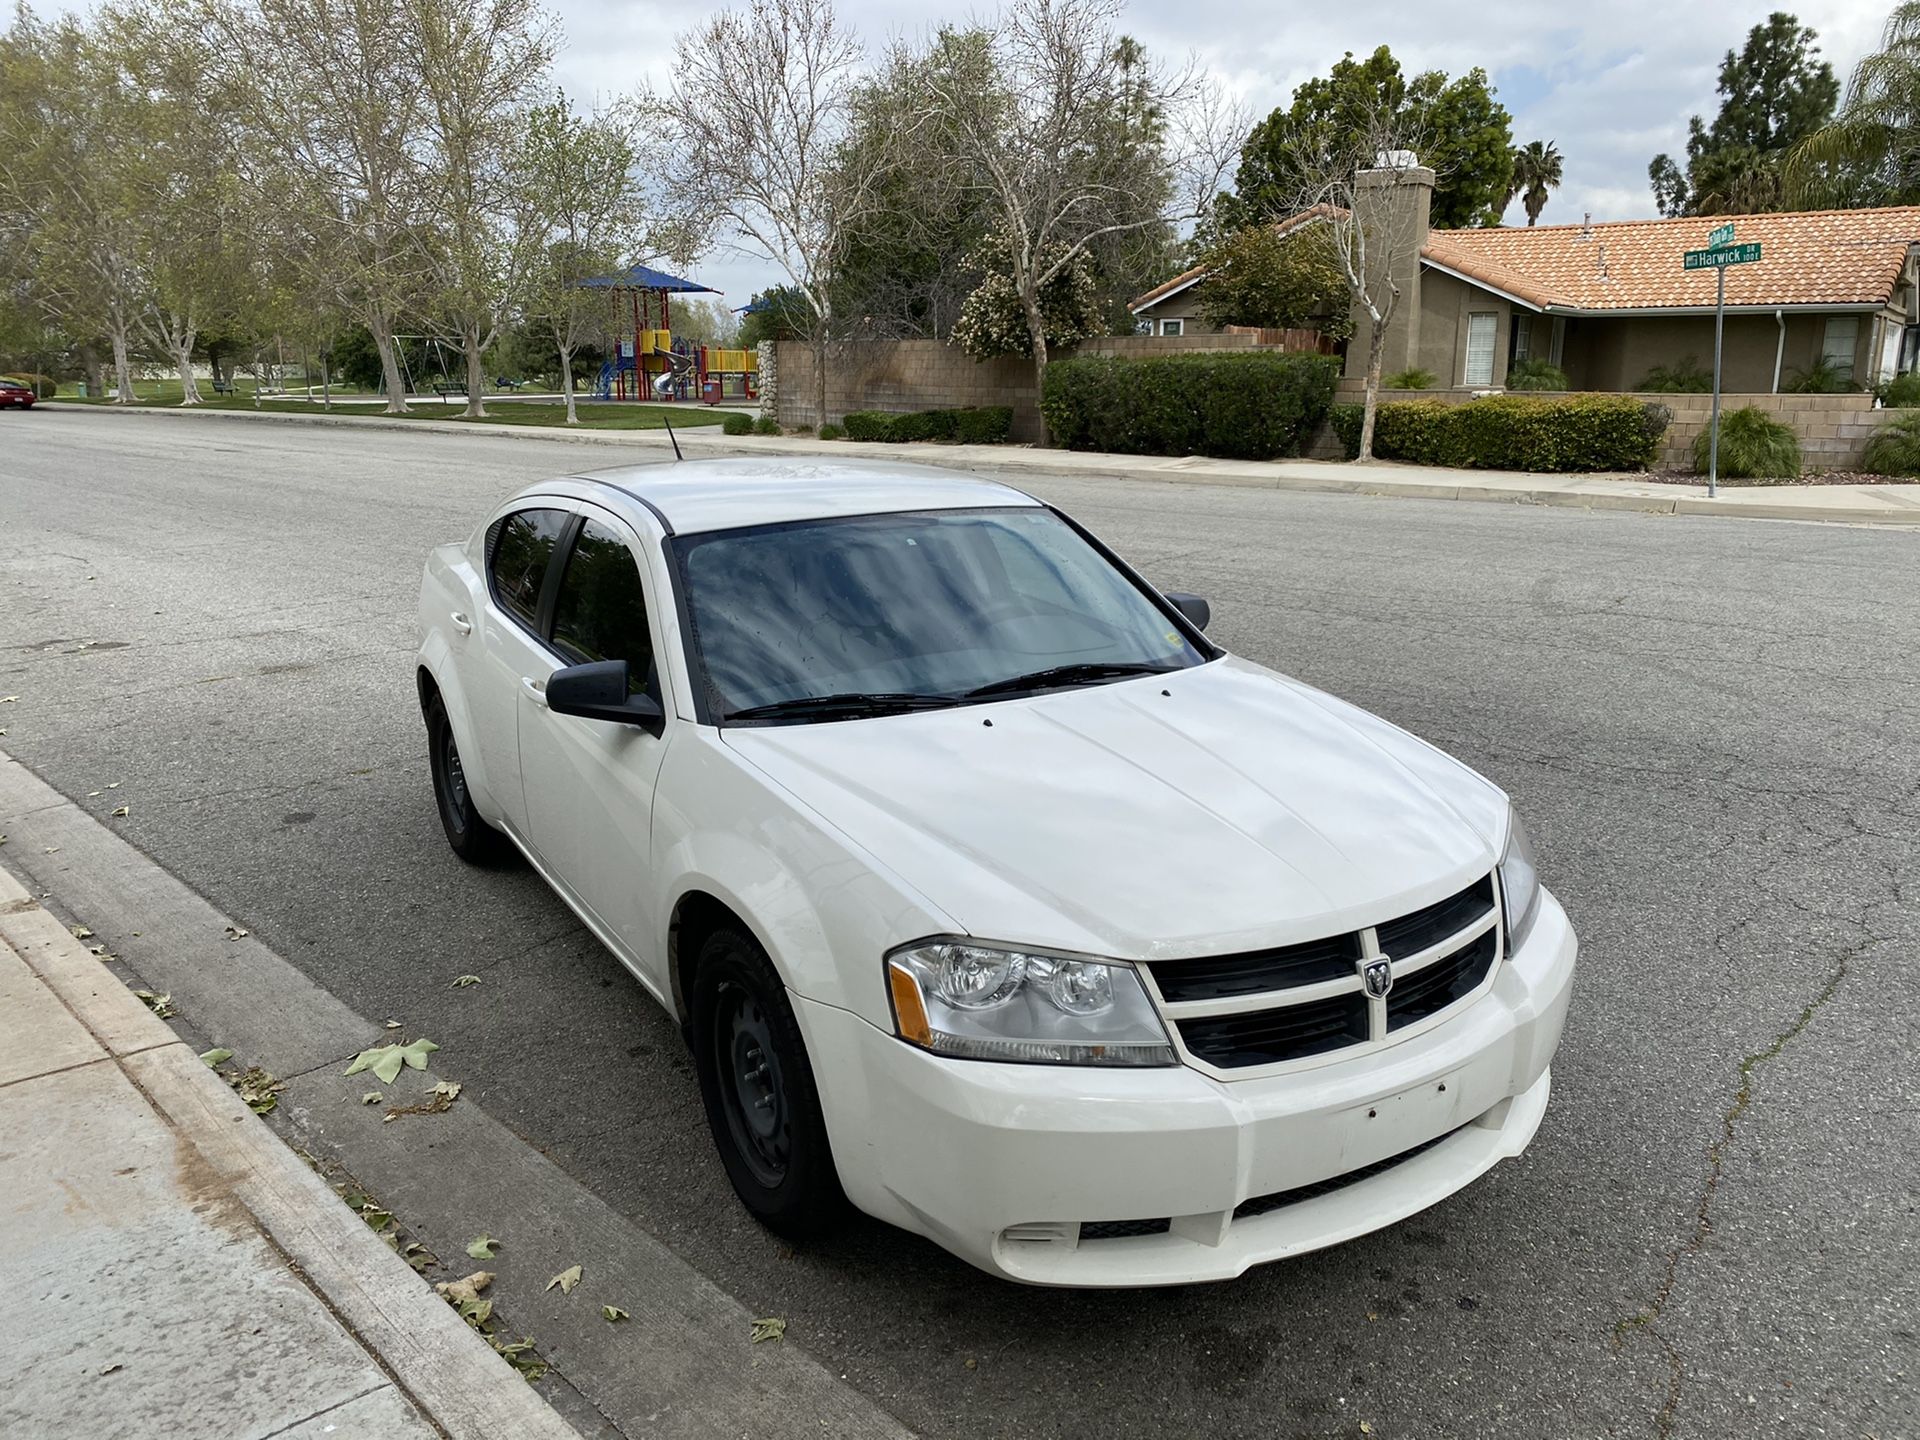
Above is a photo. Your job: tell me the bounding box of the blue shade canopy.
[578,263,718,293]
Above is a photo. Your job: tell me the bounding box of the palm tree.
[1508,140,1564,226]
[1788,1,1920,207]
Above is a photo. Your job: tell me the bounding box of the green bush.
[1783,360,1856,394]
[752,415,780,435]
[840,407,1012,444]
[1383,368,1436,390]
[817,421,845,440]
[1635,356,1713,393]
[1861,411,1920,474]
[3,372,56,398]
[792,422,814,434]
[721,412,754,435]
[1041,351,1339,460]
[1873,372,1920,407]
[1506,358,1570,391]
[1693,406,1799,480]
[1328,394,1668,470]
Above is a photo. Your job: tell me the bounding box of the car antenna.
[652,355,690,461]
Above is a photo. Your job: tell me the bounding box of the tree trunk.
[80,344,105,398]
[173,321,202,405]
[321,354,332,410]
[462,324,487,420]
[558,341,578,424]
[1357,318,1387,463]
[1021,285,1051,446]
[812,325,828,430]
[372,326,409,414]
[109,317,134,405]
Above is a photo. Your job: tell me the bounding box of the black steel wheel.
[690,926,846,1238]
[425,692,507,865]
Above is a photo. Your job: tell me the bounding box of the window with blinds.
[1465,313,1497,386]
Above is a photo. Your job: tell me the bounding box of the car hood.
[721,656,1509,960]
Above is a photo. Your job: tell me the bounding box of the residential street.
[2,407,1916,1438]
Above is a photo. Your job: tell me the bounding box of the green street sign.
[1684,242,1761,270]
[1706,222,1736,250]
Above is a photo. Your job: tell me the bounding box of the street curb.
[44,399,1920,527]
[0,859,580,1440]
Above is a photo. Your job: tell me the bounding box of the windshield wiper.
[724,691,960,722]
[963,661,1178,701]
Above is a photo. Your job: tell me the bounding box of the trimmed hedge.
[752,415,780,435]
[840,406,1013,444]
[817,422,845,440]
[1329,394,1669,471]
[721,412,754,435]
[1041,351,1339,460]
[3,372,56,398]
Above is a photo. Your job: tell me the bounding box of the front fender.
[418,549,503,823]
[651,730,958,1028]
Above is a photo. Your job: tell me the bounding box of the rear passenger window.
[551,519,655,695]
[489,509,569,627]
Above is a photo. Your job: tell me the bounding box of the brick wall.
[772,332,1288,442]
[1315,380,1892,470]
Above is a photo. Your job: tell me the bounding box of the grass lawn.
[54,387,726,431]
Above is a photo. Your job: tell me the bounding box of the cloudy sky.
[544,0,1890,306]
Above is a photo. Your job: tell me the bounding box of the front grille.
[1148,933,1360,1003]
[1234,1129,1459,1220]
[1151,876,1498,1071]
[1387,931,1498,1031]
[1179,993,1369,1068]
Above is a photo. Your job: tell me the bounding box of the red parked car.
[0,378,38,409]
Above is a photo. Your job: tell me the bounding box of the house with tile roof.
[1130,166,1920,395]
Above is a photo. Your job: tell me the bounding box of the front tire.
[425,692,507,865]
[690,927,847,1239]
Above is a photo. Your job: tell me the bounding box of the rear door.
[470,504,573,840]
[517,503,673,982]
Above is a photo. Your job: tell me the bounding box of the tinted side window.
[490,508,569,627]
[551,519,654,695]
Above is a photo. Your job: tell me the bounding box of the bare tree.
[911,0,1244,430]
[520,96,661,425]
[407,0,555,418]
[653,0,886,427]
[208,0,431,413]
[1275,103,1435,462]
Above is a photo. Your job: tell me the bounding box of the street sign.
[1706,222,1736,250]
[1684,242,1762,270]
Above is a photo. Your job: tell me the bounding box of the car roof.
[555,458,1042,534]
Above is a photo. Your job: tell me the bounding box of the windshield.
[674,507,1208,722]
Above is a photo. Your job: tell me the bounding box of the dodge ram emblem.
[1362,956,1394,999]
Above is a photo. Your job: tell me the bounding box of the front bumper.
[799,889,1575,1286]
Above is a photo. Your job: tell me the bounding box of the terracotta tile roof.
[1425,207,1920,312]
[1129,206,1343,312]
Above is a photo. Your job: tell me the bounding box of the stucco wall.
[1317,380,1890,470]
[772,332,1293,439]
[1415,270,1513,387]
[1557,313,1874,392]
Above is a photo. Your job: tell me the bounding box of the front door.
[517,507,672,987]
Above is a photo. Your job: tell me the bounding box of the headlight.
[1499,811,1543,953]
[886,941,1176,1066]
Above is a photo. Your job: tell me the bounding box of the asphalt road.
[2,408,1916,1440]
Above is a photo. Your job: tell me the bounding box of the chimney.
[1347,155,1436,381]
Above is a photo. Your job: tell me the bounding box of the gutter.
[1773,310,1786,393]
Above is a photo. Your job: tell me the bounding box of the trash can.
[76,382,88,398]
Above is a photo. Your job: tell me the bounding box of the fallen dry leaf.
[199,1048,233,1068]
[602,1306,629,1324]
[750,1317,786,1344]
[224,925,248,940]
[466,1234,498,1260]
[345,1037,439,1086]
[546,1265,582,1295]
[450,974,481,988]
[435,1271,494,1306]
[361,1091,383,1104]
[383,1019,402,1029]
[0,696,16,703]
[110,806,129,818]
[70,924,93,939]
[132,989,176,1019]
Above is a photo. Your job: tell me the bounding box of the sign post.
[1681,229,1762,498]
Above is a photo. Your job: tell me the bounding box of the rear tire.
[690,927,847,1239]
[425,692,508,865]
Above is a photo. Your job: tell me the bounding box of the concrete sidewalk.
[44,398,1920,526]
[0,866,579,1440]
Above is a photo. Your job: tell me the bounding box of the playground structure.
[582,264,758,405]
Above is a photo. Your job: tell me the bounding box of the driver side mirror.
[545,660,664,735]
[1165,591,1211,632]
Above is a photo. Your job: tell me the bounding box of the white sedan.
[416,459,1576,1286]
